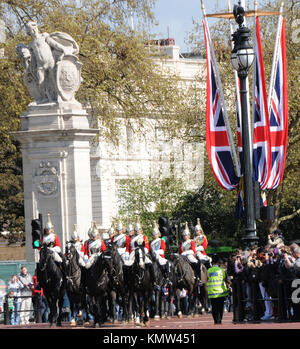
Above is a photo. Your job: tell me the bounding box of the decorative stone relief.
[34,161,59,195]
[16,21,82,105]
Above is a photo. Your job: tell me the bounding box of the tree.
[116,175,188,239]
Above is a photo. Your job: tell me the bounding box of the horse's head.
[65,243,77,262]
[39,243,51,270]
[101,248,113,273]
[134,242,146,268]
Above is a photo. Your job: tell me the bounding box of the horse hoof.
[177,311,182,318]
[193,314,199,318]
[70,320,76,326]
[144,321,150,327]
[154,315,160,321]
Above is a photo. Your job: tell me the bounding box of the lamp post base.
[241,229,259,249]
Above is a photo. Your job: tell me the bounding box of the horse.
[83,251,111,327]
[36,244,66,326]
[104,242,128,324]
[124,242,153,326]
[192,261,209,315]
[150,253,175,320]
[65,242,84,326]
[168,253,196,318]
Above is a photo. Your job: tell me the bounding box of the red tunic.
[179,239,196,255]
[85,239,106,258]
[126,234,149,254]
[150,238,166,258]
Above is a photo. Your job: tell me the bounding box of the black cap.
[212,254,220,264]
[272,229,282,235]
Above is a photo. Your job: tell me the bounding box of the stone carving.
[16,21,82,105]
[34,161,59,195]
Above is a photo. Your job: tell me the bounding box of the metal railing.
[2,295,35,325]
[231,276,300,323]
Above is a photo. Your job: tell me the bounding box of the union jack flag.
[252,17,272,191]
[266,17,288,189]
[203,20,239,191]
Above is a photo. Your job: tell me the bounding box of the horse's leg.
[110,290,117,323]
[134,292,141,326]
[176,289,183,318]
[69,296,76,326]
[56,287,65,326]
[143,291,150,327]
[93,296,100,328]
[47,296,54,326]
[154,289,160,320]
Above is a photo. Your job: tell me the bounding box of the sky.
[150,0,230,53]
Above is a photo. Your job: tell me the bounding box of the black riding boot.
[59,254,68,280]
[162,262,172,286]
[147,263,158,289]
[191,262,201,283]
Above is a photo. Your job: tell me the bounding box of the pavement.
[1,312,300,330]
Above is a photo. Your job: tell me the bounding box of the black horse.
[36,244,66,326]
[65,243,84,326]
[150,254,174,320]
[104,242,129,324]
[83,251,111,327]
[124,242,153,326]
[168,253,196,317]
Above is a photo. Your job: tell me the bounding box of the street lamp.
[231,2,258,247]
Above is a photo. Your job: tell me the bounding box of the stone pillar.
[12,102,98,262]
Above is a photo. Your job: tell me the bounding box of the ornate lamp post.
[231,2,258,247]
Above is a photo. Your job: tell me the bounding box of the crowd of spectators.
[227,229,300,322]
[0,266,50,325]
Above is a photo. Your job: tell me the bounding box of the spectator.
[31,274,43,323]
[19,266,34,325]
[267,229,284,248]
[6,291,15,324]
[7,275,23,325]
[256,248,273,321]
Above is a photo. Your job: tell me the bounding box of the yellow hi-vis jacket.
[207,265,228,299]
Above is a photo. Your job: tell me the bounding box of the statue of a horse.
[36,244,66,326]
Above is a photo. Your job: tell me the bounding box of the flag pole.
[251,0,258,137]
[267,2,284,113]
[228,0,242,173]
[201,0,241,177]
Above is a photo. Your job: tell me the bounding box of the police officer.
[207,254,228,325]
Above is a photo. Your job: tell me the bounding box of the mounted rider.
[66,224,86,267]
[193,218,212,268]
[40,213,68,276]
[179,222,202,282]
[84,222,107,269]
[111,219,130,263]
[150,221,171,284]
[83,222,93,262]
[107,222,115,242]
[125,216,157,287]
